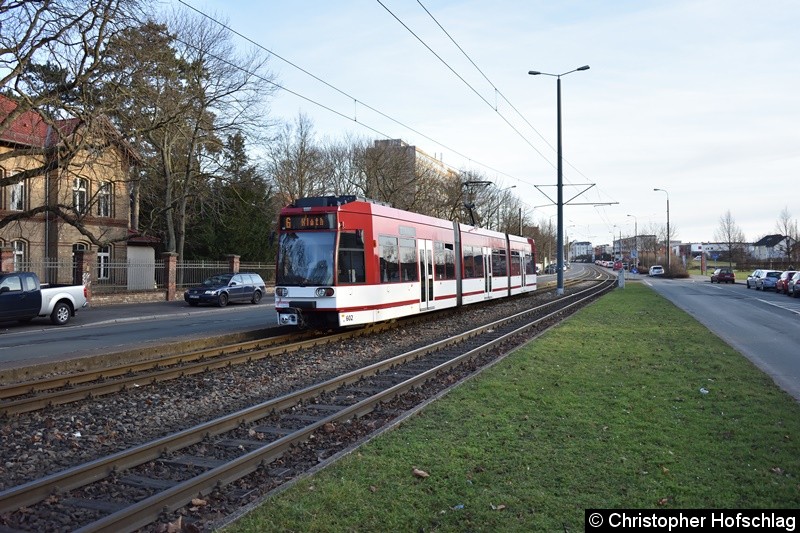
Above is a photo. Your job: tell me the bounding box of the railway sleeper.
[160,455,226,469]
[216,438,272,450]
[118,474,179,491]
[60,497,127,513]
[304,403,346,412]
[280,413,327,423]
[249,425,290,436]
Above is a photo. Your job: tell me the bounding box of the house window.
[97,245,111,280]
[11,240,26,271]
[73,177,88,214]
[5,170,25,211]
[97,181,112,217]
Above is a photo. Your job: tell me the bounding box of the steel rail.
[0,275,593,416]
[0,276,614,526]
[81,277,616,533]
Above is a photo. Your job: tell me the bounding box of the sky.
[178,0,799,246]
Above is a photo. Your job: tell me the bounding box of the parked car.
[648,265,664,277]
[754,270,781,291]
[711,267,735,283]
[0,271,88,325]
[543,264,558,274]
[184,272,267,307]
[788,271,800,298]
[776,271,797,294]
[745,270,761,289]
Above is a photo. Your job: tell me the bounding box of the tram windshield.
[276,231,335,286]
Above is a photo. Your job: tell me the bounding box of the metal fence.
[13,259,276,295]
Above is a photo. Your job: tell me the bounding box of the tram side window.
[510,251,521,276]
[525,253,535,275]
[399,238,418,282]
[474,248,484,278]
[462,246,474,278]
[435,242,455,280]
[379,236,399,283]
[434,242,444,280]
[444,243,455,279]
[338,231,366,283]
[434,242,455,280]
[492,248,507,277]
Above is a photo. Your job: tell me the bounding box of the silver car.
[745,269,761,289]
[754,270,781,291]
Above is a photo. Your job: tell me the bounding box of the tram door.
[483,246,492,299]
[418,239,434,310]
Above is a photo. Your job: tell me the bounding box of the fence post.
[163,252,178,301]
[0,246,13,272]
[227,254,240,273]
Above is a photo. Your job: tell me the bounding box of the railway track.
[0,273,615,532]
[0,270,597,417]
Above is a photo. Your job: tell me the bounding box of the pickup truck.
[0,271,88,325]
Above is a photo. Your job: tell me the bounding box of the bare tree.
[639,222,672,265]
[99,9,275,259]
[774,207,798,263]
[267,113,327,208]
[320,135,369,197]
[714,210,746,267]
[1,0,141,243]
[362,139,419,210]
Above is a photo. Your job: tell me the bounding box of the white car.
[648,265,664,277]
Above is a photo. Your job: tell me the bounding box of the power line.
[176,0,526,184]
[375,0,555,174]
[410,0,620,209]
[412,0,598,186]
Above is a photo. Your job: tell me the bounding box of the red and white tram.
[274,196,537,328]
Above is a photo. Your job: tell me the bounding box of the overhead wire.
[412,0,621,211]
[412,0,600,188]
[176,0,523,183]
[375,0,555,175]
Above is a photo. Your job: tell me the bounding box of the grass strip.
[226,283,800,532]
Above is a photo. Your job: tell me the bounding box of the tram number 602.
[343,314,355,322]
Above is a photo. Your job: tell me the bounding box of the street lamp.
[653,188,670,273]
[529,65,589,295]
[627,214,638,271]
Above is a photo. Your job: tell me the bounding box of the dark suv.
[710,267,735,284]
[184,272,267,307]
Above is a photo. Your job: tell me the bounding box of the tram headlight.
[276,287,288,297]
[315,287,334,297]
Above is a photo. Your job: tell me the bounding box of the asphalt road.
[0,299,279,371]
[643,275,800,402]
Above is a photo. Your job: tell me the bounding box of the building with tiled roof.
[1,94,139,282]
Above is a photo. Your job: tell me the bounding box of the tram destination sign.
[281,213,336,230]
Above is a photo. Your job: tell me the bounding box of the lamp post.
[627,214,638,271]
[654,188,670,273]
[529,65,589,295]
